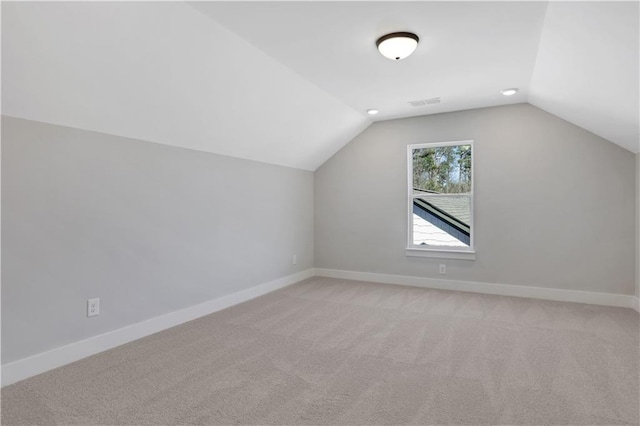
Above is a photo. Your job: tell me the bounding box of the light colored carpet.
[2,277,639,425]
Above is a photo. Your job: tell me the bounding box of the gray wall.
[315,103,636,295]
[637,154,639,297]
[2,116,314,363]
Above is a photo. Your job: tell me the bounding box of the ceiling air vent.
[408,97,441,107]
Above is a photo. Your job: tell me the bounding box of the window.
[406,141,475,260]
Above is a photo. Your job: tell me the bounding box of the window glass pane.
[413,195,471,247]
[412,145,471,194]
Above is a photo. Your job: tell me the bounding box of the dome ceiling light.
[376,32,419,61]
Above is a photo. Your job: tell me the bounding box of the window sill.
[405,248,476,260]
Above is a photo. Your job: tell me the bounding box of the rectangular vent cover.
[409,97,441,107]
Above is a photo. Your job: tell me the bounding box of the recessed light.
[501,88,519,96]
[376,32,419,61]
[367,109,379,115]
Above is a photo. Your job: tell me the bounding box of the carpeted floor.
[2,277,639,425]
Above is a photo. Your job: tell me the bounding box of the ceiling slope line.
[526,0,551,97]
[186,2,371,123]
[2,2,372,171]
[528,1,639,153]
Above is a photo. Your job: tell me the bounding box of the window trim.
[406,140,476,260]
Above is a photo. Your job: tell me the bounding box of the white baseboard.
[314,268,639,310]
[3,268,635,387]
[1,269,313,387]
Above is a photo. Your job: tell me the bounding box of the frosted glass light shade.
[376,32,419,61]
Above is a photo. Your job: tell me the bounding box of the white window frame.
[406,140,476,260]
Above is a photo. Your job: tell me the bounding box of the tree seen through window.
[412,145,471,194]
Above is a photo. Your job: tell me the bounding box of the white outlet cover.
[87,298,100,317]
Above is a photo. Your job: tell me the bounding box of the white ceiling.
[3,2,639,172]
[529,1,639,153]
[192,1,548,121]
[1,2,369,171]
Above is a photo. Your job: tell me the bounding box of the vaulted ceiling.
[3,2,638,171]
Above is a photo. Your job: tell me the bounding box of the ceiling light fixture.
[501,88,519,96]
[376,32,419,61]
[367,109,379,115]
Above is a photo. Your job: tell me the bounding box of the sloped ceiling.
[1,2,369,171]
[192,1,548,123]
[2,2,638,173]
[529,1,639,153]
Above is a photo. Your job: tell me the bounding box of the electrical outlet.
[439,264,446,274]
[87,298,100,317]
[292,254,297,265]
